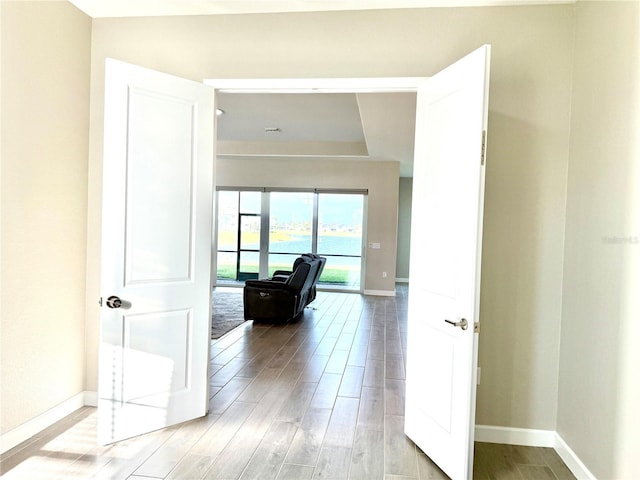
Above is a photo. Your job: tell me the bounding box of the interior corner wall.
[85,5,574,434]
[558,2,640,478]
[396,177,412,280]
[0,1,91,434]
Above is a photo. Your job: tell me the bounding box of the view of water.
[217,235,363,287]
[269,235,362,256]
[216,191,365,287]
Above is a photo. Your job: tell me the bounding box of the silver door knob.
[106,296,123,309]
[444,318,468,330]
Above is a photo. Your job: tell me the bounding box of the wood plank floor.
[1,286,575,480]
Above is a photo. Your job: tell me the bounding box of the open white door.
[405,45,490,479]
[98,59,215,444]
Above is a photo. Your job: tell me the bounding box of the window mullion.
[259,191,270,279]
[312,193,319,254]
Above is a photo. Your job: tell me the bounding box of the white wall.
[85,5,575,433]
[216,157,400,292]
[0,1,91,434]
[558,2,640,478]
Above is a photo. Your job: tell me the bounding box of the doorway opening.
[207,77,425,294]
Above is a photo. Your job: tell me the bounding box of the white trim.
[475,424,555,447]
[554,432,598,480]
[0,392,87,454]
[474,425,596,480]
[84,390,98,407]
[204,77,427,93]
[395,277,410,283]
[363,289,396,297]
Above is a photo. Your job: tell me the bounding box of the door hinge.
[474,322,480,333]
[480,130,487,166]
[98,297,103,307]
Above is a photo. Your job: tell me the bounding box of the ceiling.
[67,0,573,18]
[216,92,417,177]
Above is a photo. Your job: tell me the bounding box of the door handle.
[444,318,468,330]
[106,296,123,309]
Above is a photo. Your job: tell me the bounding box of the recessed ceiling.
[217,93,365,143]
[216,92,417,177]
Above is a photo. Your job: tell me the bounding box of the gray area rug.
[211,289,246,339]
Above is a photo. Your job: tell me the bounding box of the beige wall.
[216,157,399,292]
[396,177,412,280]
[85,5,575,432]
[558,2,640,478]
[3,3,639,476]
[0,1,91,433]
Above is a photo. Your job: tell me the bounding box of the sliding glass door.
[317,193,364,288]
[215,189,366,290]
[215,190,262,282]
[268,191,314,277]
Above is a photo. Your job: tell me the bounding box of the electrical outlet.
[382,272,387,278]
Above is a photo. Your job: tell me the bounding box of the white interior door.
[98,59,215,444]
[405,45,491,480]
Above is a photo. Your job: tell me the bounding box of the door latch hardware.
[106,296,123,309]
[444,318,468,330]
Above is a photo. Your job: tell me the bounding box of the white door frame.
[204,77,426,93]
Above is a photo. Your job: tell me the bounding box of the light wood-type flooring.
[1,286,575,479]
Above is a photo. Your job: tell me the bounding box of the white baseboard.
[0,391,88,454]
[363,289,396,297]
[84,390,98,407]
[554,432,597,480]
[475,424,556,447]
[475,425,596,480]
[395,277,409,283]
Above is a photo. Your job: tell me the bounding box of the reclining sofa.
[243,254,326,323]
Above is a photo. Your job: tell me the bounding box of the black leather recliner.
[243,255,325,323]
[271,253,326,303]
[303,253,325,303]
